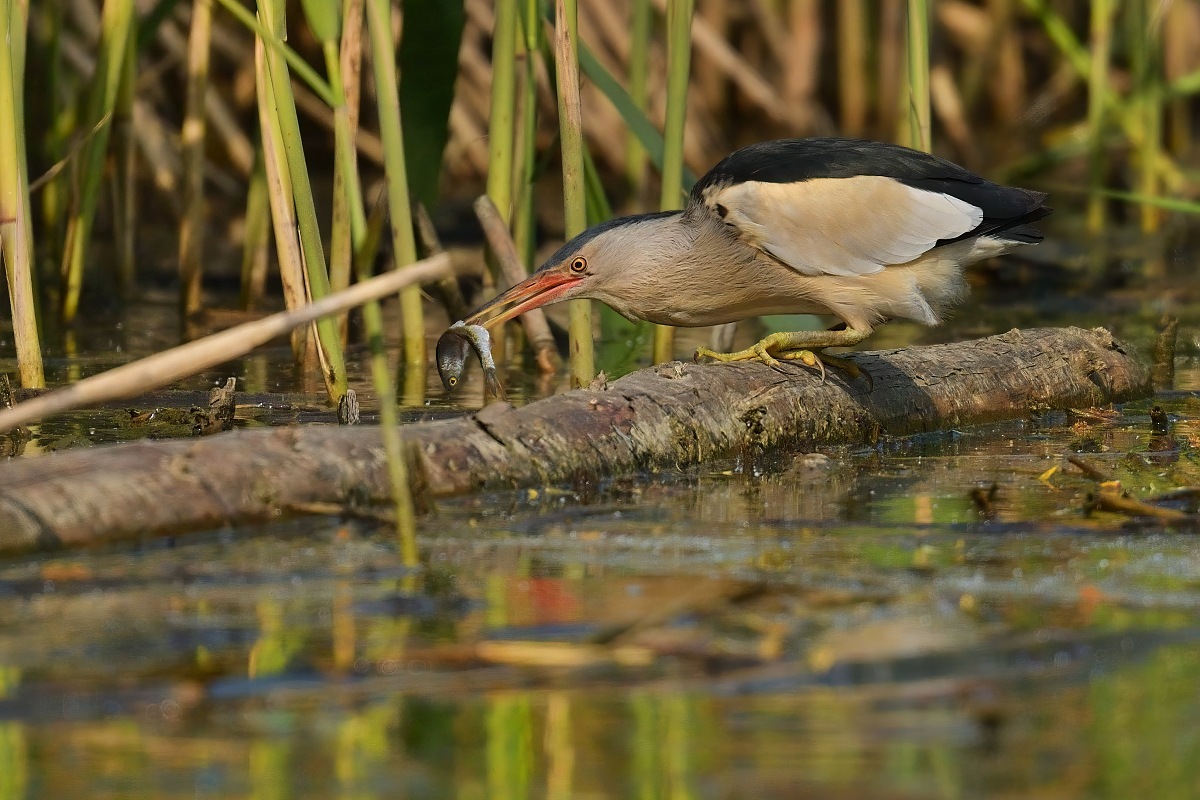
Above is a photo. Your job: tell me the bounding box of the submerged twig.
[415,202,469,323]
[1091,487,1192,523]
[1067,455,1115,484]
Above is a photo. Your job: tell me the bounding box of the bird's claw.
[776,349,826,382]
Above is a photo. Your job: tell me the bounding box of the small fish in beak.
[436,321,506,400]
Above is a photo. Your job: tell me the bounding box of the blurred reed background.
[4,0,1200,399]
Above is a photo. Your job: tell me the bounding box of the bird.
[451,137,1050,380]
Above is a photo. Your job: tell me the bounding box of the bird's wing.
[701,175,984,277]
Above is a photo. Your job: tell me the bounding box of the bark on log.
[0,327,1150,555]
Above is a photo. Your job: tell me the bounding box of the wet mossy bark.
[0,327,1151,554]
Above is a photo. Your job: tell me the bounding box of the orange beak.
[464,269,582,329]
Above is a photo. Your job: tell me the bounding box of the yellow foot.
[694,340,788,371]
[695,329,871,385]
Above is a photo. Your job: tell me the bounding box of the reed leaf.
[399,0,463,212]
[578,43,700,190]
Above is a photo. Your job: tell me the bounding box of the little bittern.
[440,137,1050,387]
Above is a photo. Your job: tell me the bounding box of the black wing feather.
[692,138,1050,244]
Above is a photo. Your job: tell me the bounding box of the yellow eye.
[447,377,457,387]
[569,256,587,274]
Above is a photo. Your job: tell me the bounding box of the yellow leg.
[694,328,871,381]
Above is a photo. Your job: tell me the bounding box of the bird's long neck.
[593,205,759,326]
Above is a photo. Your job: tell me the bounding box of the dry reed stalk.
[446,104,490,177]
[986,0,1025,125]
[0,254,454,434]
[329,0,365,341]
[581,0,630,64]
[746,0,789,68]
[654,0,800,130]
[837,0,869,137]
[784,0,820,110]
[179,0,213,317]
[129,99,182,211]
[878,0,904,141]
[152,17,255,176]
[930,64,976,161]
[693,0,730,117]
[414,203,468,322]
[1163,1,1198,155]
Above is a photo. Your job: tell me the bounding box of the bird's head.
[462,211,681,329]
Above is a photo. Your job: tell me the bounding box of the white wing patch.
[704,175,984,278]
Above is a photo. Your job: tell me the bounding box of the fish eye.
[569,256,587,274]
[447,377,457,387]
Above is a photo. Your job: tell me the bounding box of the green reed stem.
[651,0,694,365]
[112,32,136,296]
[179,0,212,317]
[1086,0,1114,234]
[625,0,651,194]
[905,0,931,152]
[487,0,517,228]
[555,0,593,387]
[513,0,541,270]
[365,0,424,370]
[0,0,42,387]
[60,0,134,323]
[327,0,364,341]
[1129,0,1162,234]
[259,0,348,400]
[240,143,270,309]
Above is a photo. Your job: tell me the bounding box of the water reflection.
[4,649,1200,798]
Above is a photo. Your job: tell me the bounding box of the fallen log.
[0,327,1150,555]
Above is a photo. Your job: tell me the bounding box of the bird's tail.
[994,222,1045,244]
